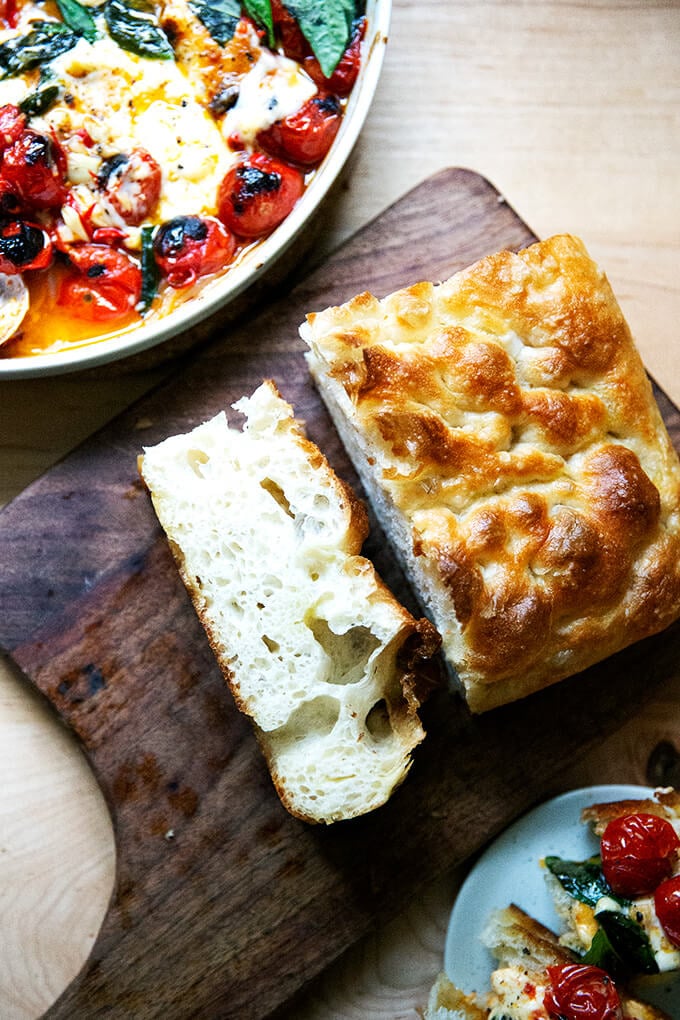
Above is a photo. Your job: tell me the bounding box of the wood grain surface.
[1,169,679,1019]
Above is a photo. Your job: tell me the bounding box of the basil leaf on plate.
[105,0,174,59]
[56,0,99,43]
[594,909,659,975]
[140,226,159,312]
[544,855,627,908]
[243,0,274,46]
[19,83,61,117]
[284,0,356,77]
[189,0,241,46]
[0,22,78,78]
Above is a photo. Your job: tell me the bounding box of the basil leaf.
[56,0,99,43]
[594,909,659,976]
[284,0,356,77]
[140,225,158,312]
[104,0,174,59]
[582,927,624,977]
[243,0,274,46]
[20,83,61,117]
[0,22,78,78]
[545,855,627,908]
[189,0,240,46]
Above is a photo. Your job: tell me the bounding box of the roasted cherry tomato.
[217,153,304,239]
[153,215,236,288]
[257,93,341,167]
[303,18,365,96]
[58,244,142,321]
[0,0,18,29]
[98,148,162,226]
[0,104,26,152]
[270,0,309,61]
[544,964,623,1020]
[600,813,680,897]
[654,874,680,947]
[1,130,67,209]
[0,219,52,273]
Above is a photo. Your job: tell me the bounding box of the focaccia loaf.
[301,234,680,712]
[425,905,670,1020]
[139,380,440,824]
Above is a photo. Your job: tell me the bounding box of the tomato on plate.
[58,244,142,321]
[98,148,162,227]
[544,964,623,1020]
[0,220,52,273]
[1,129,67,209]
[654,874,680,948]
[217,153,304,239]
[153,215,236,288]
[257,93,342,167]
[600,813,680,897]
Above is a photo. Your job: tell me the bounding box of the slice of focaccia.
[544,787,680,977]
[139,380,440,824]
[424,905,671,1020]
[301,234,680,712]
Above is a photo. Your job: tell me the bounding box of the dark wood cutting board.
[2,168,680,1020]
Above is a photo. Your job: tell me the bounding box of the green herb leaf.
[104,0,174,59]
[545,855,627,908]
[19,83,61,117]
[56,0,99,43]
[188,0,240,46]
[140,225,159,312]
[594,909,659,976]
[0,21,78,79]
[582,927,624,977]
[284,0,356,77]
[243,0,274,47]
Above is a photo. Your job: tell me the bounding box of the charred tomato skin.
[0,219,53,273]
[257,93,342,168]
[544,964,623,1020]
[153,215,236,288]
[58,243,142,321]
[216,153,304,239]
[1,129,67,209]
[98,148,163,226]
[600,813,680,898]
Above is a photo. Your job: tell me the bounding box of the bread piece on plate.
[301,234,680,712]
[139,380,440,824]
[544,787,680,976]
[424,904,671,1019]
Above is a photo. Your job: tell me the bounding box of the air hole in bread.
[307,617,381,684]
[186,448,210,477]
[261,634,280,653]
[260,477,294,518]
[365,699,393,742]
[270,695,340,745]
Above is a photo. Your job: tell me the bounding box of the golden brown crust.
[303,235,680,711]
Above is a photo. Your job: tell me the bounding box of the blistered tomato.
[217,154,304,239]
[600,813,680,897]
[153,215,236,288]
[654,874,680,947]
[544,964,623,1020]
[98,148,162,227]
[58,244,142,321]
[0,219,53,273]
[257,93,342,167]
[304,18,365,96]
[1,130,67,209]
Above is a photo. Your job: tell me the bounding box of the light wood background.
[1,1,679,1016]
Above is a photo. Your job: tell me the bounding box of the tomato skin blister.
[544,964,623,1020]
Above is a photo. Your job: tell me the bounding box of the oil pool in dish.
[0,0,365,358]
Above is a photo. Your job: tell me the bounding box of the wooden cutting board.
[2,168,679,1020]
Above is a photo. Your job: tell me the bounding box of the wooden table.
[1,2,679,1016]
